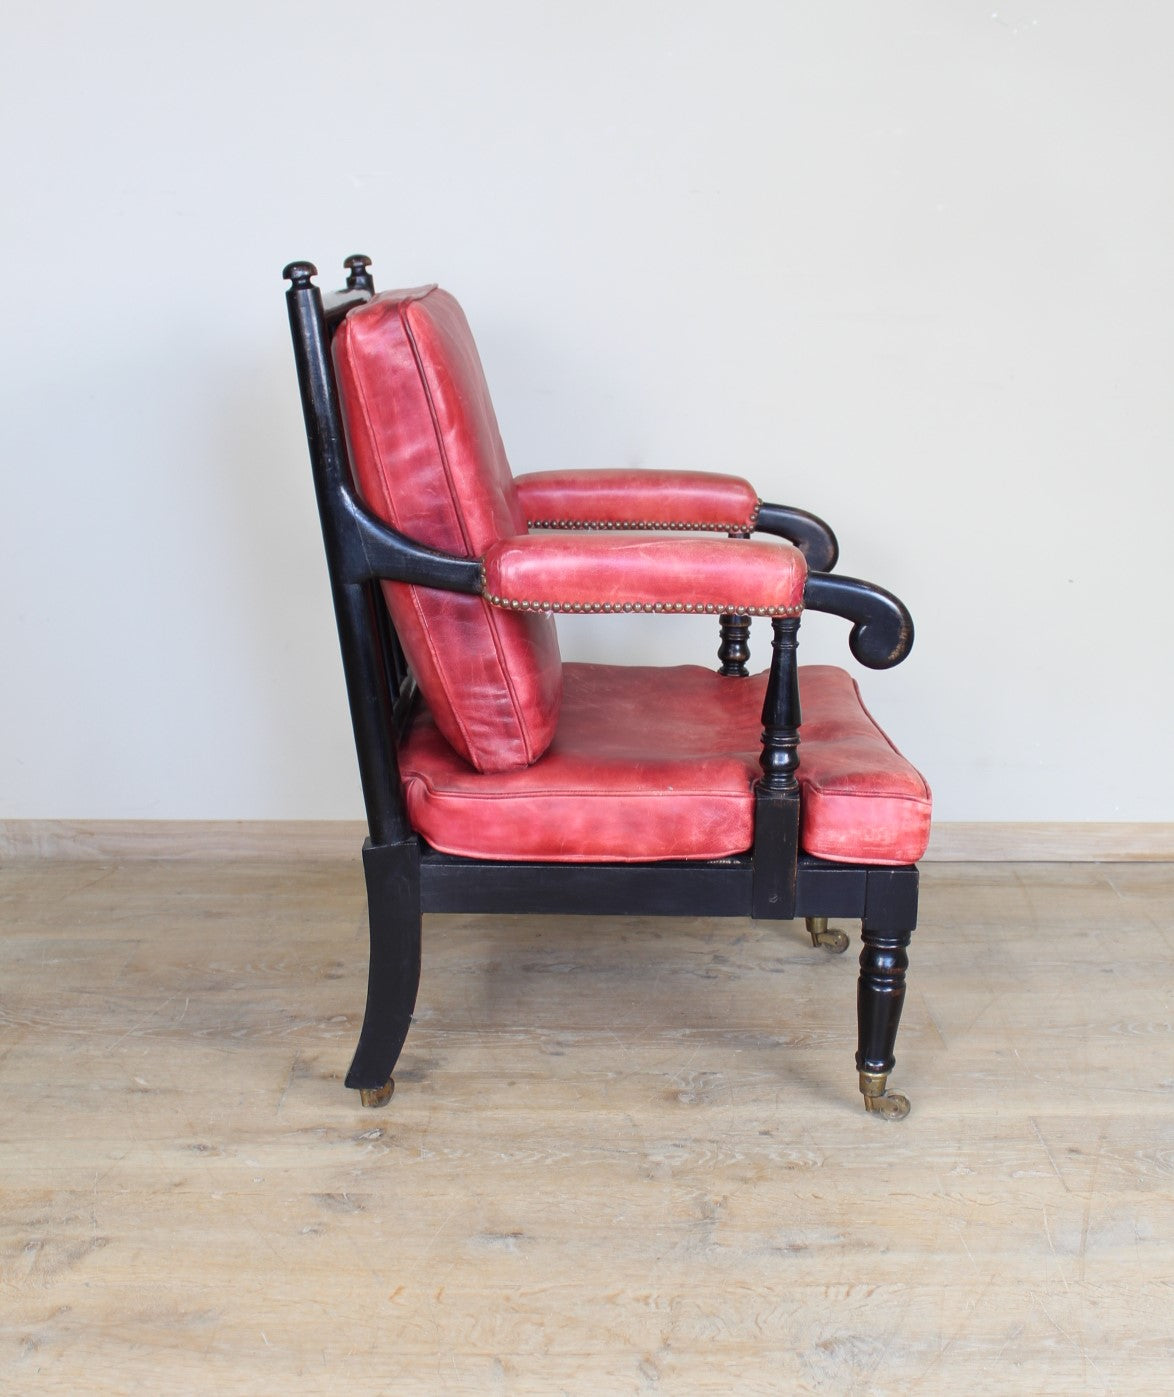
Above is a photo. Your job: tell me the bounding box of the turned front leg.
[856,924,912,1119]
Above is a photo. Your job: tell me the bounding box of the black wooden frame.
[283,255,922,1117]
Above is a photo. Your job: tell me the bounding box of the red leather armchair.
[283,255,931,1118]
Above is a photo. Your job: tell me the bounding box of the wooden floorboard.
[1,860,1171,1393]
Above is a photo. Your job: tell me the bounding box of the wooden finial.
[344,254,374,291]
[718,614,751,677]
[282,261,318,287]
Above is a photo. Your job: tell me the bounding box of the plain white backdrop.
[2,1,1171,821]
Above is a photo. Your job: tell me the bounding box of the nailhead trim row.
[525,501,762,535]
[481,589,802,618]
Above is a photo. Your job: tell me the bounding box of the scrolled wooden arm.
[754,502,839,572]
[803,572,914,669]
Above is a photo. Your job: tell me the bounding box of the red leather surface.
[481,535,806,615]
[515,469,760,532]
[333,289,562,772]
[795,666,933,865]
[400,663,931,864]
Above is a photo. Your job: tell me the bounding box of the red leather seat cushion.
[333,288,562,772]
[400,663,931,865]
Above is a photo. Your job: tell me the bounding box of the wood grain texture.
[924,822,1174,862]
[0,820,366,862]
[2,819,1173,862]
[1,859,1172,1392]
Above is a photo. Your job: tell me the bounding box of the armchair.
[283,255,931,1119]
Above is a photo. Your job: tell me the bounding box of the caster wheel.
[806,917,850,954]
[864,1091,910,1120]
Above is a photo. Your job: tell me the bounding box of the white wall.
[2,1,1170,822]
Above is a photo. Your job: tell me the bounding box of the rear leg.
[344,839,421,1107]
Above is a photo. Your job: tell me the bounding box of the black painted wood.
[803,572,914,669]
[419,849,876,921]
[332,486,483,591]
[372,578,406,697]
[390,676,419,741]
[337,579,409,845]
[793,857,871,919]
[422,848,754,917]
[345,838,423,1091]
[344,252,375,292]
[755,502,839,571]
[865,865,921,931]
[322,287,374,326]
[750,616,803,918]
[856,924,912,1079]
[758,617,802,791]
[750,788,800,919]
[718,614,751,676]
[855,866,918,1079]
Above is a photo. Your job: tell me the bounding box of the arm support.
[515,469,760,534]
[755,502,839,572]
[332,492,902,668]
[334,486,483,591]
[480,533,806,616]
[803,572,914,669]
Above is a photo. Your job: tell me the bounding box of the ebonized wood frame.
[283,256,921,1116]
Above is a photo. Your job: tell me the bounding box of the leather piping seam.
[405,776,753,801]
[525,501,762,534]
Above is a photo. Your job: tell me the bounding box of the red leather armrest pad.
[481,534,806,616]
[514,470,760,533]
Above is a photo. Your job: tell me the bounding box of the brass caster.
[859,1071,910,1120]
[806,917,850,954]
[358,1079,395,1109]
[864,1091,911,1120]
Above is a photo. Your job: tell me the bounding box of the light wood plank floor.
[1,860,1171,1394]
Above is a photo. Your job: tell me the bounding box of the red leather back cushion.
[333,288,562,772]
